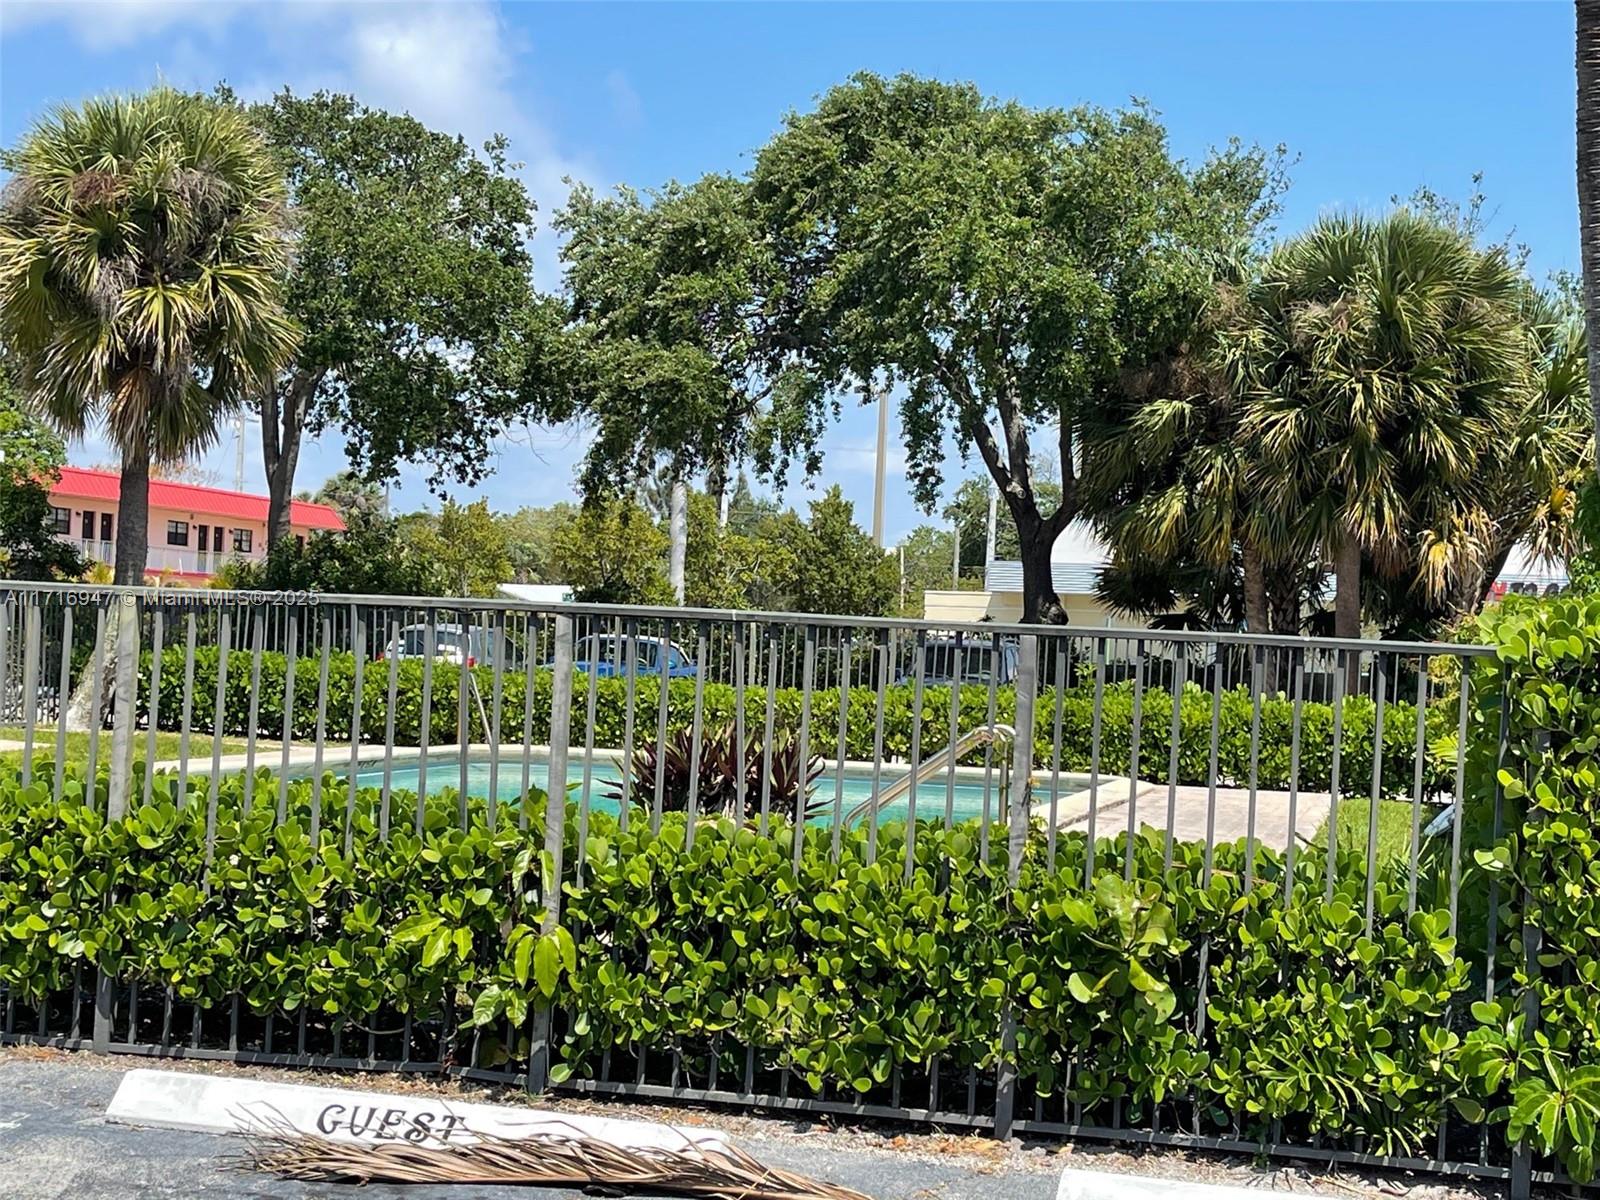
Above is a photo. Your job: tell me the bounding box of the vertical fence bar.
[1282,648,1306,900]
[1202,646,1224,884]
[379,609,398,837]
[1084,636,1107,888]
[243,606,264,809]
[138,607,162,808]
[519,611,539,832]
[939,632,961,835]
[417,611,435,829]
[203,608,230,862]
[576,619,604,871]
[1447,663,1472,939]
[904,628,927,883]
[833,628,851,857]
[456,609,471,828]
[1243,645,1264,891]
[1363,651,1388,936]
[1046,641,1067,865]
[1163,650,1186,875]
[1324,649,1348,903]
[867,628,889,864]
[278,610,298,824]
[174,613,195,810]
[620,618,638,831]
[731,619,744,829]
[487,610,507,830]
[309,608,331,845]
[84,602,108,804]
[994,632,1038,1143]
[345,606,366,853]
[529,612,574,1095]
[759,625,777,837]
[1124,639,1146,882]
[103,595,136,822]
[20,596,40,785]
[793,623,815,868]
[52,603,72,802]
[653,621,672,834]
[1406,659,1428,916]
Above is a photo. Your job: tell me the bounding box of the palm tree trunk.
[1242,541,1270,633]
[1578,1,1600,476]
[114,436,150,585]
[1334,537,1362,692]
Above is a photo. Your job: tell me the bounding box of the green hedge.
[1455,597,1600,1182]
[136,647,1449,795]
[0,762,1489,1162]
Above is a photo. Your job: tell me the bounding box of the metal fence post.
[528,613,573,1095]
[994,633,1038,1142]
[1509,726,1548,1200]
[105,595,140,822]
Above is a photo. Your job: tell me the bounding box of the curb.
[1058,1166,1265,1200]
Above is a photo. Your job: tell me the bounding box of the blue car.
[557,633,698,678]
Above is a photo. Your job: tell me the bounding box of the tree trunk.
[668,476,687,604]
[1334,538,1362,640]
[1016,513,1066,624]
[706,456,729,531]
[1334,537,1362,693]
[1242,541,1269,633]
[114,438,150,586]
[1577,1,1600,477]
[263,371,318,548]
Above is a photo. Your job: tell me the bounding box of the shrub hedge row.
[4,597,1594,1180]
[135,647,1452,794]
[0,769,1480,1160]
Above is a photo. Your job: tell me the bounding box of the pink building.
[47,466,346,582]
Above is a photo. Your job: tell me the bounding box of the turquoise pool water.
[346,754,1062,826]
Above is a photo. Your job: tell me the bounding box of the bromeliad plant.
[604,724,825,823]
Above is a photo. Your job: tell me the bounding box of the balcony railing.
[59,537,263,577]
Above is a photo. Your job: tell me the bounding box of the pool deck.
[1031,775,1330,853]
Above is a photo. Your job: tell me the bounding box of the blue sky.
[0,0,1580,542]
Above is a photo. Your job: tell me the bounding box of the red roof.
[50,466,346,532]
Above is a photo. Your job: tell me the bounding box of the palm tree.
[0,87,297,584]
[1235,212,1528,644]
[1578,1,1600,477]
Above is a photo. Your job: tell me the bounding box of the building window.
[212,525,223,552]
[166,520,189,547]
[99,512,112,542]
[232,528,253,554]
[50,506,71,535]
[81,510,95,540]
[196,524,209,554]
[296,535,306,551]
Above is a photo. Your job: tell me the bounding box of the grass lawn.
[1308,796,1427,866]
[0,726,258,771]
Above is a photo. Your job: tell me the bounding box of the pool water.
[346,754,1067,827]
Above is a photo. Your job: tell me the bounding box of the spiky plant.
[0,87,298,583]
[607,724,824,823]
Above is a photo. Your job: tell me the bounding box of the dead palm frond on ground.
[238,1114,871,1200]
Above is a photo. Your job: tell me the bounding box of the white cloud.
[0,0,243,51]
[605,68,641,127]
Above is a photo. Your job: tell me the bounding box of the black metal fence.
[0,581,1532,1188]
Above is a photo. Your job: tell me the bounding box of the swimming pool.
[342,752,1092,827]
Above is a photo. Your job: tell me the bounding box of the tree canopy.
[750,72,1284,621]
[240,89,541,545]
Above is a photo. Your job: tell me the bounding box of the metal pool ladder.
[843,723,1018,827]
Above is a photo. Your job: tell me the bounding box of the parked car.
[560,633,697,678]
[902,635,1019,686]
[379,622,508,669]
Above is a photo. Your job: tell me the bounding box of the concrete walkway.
[1035,777,1330,853]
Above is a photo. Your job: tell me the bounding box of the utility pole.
[871,378,888,548]
[235,413,247,492]
[951,518,961,588]
[984,483,999,578]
